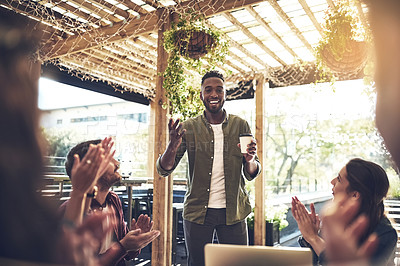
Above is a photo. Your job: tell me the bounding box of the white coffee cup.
[239,133,253,153]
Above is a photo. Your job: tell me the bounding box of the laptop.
[204,243,312,266]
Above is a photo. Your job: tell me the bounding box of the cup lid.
[239,133,252,137]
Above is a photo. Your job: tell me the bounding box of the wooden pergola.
[1,0,370,265]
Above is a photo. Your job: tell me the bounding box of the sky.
[38,77,124,110]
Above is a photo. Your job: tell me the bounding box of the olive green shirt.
[156,111,261,225]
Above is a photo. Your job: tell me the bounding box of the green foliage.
[247,203,289,231]
[162,10,229,120]
[42,128,76,158]
[388,168,400,199]
[41,128,79,173]
[314,0,369,83]
[263,83,391,197]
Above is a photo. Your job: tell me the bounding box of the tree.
[41,128,79,174]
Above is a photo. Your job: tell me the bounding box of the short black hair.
[65,139,101,178]
[201,70,224,85]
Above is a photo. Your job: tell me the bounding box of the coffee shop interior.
[3,0,400,265]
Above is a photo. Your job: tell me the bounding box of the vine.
[162,10,229,120]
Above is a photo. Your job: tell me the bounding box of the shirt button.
[207,189,210,191]
[209,173,211,175]
[211,156,213,159]
[204,206,207,208]
[211,140,213,143]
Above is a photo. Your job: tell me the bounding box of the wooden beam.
[51,1,103,28]
[82,47,155,76]
[229,52,258,72]
[113,41,157,63]
[114,0,152,15]
[43,0,266,58]
[298,0,323,34]
[108,43,157,69]
[225,59,248,73]
[267,0,314,53]
[229,39,266,67]
[189,0,265,18]
[326,0,336,9]
[58,54,154,92]
[129,37,158,57]
[80,50,155,86]
[151,8,171,266]
[43,11,160,59]
[142,0,161,9]
[354,0,368,31]
[59,68,151,93]
[222,12,286,66]
[254,74,266,246]
[0,0,71,38]
[245,6,297,58]
[67,0,129,23]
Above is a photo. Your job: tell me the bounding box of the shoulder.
[228,114,247,123]
[108,191,122,205]
[227,114,250,130]
[182,114,205,131]
[183,115,202,125]
[375,217,398,241]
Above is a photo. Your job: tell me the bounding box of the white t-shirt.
[208,123,226,208]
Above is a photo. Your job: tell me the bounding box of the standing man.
[156,70,261,266]
[61,139,160,266]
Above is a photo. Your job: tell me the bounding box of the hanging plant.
[162,10,229,120]
[314,0,370,82]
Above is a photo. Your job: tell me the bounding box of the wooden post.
[254,74,266,245]
[150,8,172,266]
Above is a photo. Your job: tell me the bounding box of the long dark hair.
[0,8,61,262]
[345,158,389,237]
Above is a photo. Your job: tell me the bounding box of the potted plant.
[247,203,289,246]
[314,0,370,82]
[162,10,229,120]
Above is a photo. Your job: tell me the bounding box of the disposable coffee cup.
[239,133,253,153]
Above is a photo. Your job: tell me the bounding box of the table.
[43,174,70,197]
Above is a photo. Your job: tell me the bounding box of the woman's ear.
[351,191,361,200]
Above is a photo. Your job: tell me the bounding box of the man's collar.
[201,109,229,124]
[90,191,111,209]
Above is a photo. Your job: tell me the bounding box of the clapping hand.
[321,193,378,265]
[96,137,115,179]
[292,196,320,237]
[120,214,160,252]
[131,214,153,233]
[71,143,104,194]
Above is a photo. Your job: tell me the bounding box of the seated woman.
[292,158,397,266]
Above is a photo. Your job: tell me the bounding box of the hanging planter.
[315,0,370,81]
[320,39,368,76]
[162,10,229,120]
[175,29,216,59]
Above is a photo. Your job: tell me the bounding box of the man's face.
[99,157,122,186]
[200,77,226,114]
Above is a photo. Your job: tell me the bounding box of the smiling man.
[157,70,261,266]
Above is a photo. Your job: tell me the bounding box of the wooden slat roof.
[1,0,369,100]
